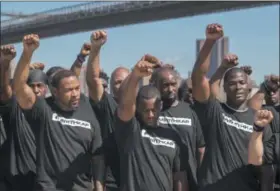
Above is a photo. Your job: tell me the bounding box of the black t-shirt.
[90,92,120,188]
[263,105,280,185]
[0,96,37,181]
[25,94,102,191]
[0,113,8,180]
[194,99,272,191]
[263,105,280,164]
[158,101,205,191]
[115,113,181,191]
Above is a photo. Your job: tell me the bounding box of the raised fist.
[0,44,16,61]
[142,54,161,65]
[240,66,252,76]
[132,55,161,78]
[206,23,224,41]
[221,54,239,69]
[23,34,40,53]
[29,62,45,70]
[254,110,273,127]
[80,43,91,57]
[90,30,107,48]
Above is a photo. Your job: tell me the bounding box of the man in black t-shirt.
[0,45,48,191]
[12,34,104,191]
[0,69,48,191]
[115,56,187,191]
[249,77,280,191]
[263,105,280,191]
[191,23,272,191]
[248,110,279,188]
[151,67,205,191]
[86,30,130,191]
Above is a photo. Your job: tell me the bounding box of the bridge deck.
[1,1,276,44]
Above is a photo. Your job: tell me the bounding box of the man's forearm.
[120,73,140,107]
[0,60,12,102]
[86,47,101,85]
[70,55,85,77]
[209,66,228,99]
[92,154,105,191]
[93,181,103,191]
[192,39,215,78]
[248,132,264,165]
[12,51,33,93]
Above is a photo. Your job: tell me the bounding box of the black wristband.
[77,54,85,64]
[253,124,265,132]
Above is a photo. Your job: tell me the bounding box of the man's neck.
[225,100,248,112]
[162,99,179,110]
[54,99,74,112]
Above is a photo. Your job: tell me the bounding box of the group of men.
[0,23,279,191]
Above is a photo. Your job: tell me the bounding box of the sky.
[1,2,279,84]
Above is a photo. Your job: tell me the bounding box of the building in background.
[196,37,229,78]
[187,71,192,78]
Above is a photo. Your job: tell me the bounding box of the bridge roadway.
[1,1,277,44]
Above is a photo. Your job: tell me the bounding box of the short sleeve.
[23,96,47,121]
[89,92,117,139]
[193,112,205,148]
[114,110,140,151]
[90,119,103,156]
[193,98,221,127]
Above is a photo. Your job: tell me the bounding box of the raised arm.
[191,24,224,102]
[70,43,91,77]
[248,110,273,165]
[12,34,40,109]
[117,55,160,122]
[209,54,239,99]
[86,31,107,102]
[248,75,279,110]
[0,45,16,102]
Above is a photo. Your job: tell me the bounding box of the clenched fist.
[240,66,252,76]
[142,54,161,65]
[221,54,238,69]
[132,55,161,78]
[254,110,273,127]
[80,43,91,57]
[1,45,16,61]
[23,34,40,53]
[29,62,45,70]
[206,23,224,41]
[90,30,107,48]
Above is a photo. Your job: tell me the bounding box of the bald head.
[110,67,130,100]
[150,67,179,86]
[111,67,130,79]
